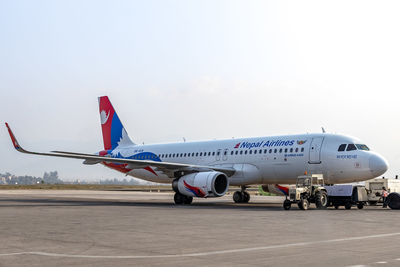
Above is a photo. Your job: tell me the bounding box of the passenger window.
[295,148,298,153]
[338,144,347,152]
[254,150,257,154]
[279,149,282,153]
[301,148,304,152]
[231,151,233,155]
[245,150,248,155]
[217,151,220,156]
[260,149,262,154]
[269,149,272,153]
[199,152,202,156]
[224,151,227,155]
[235,151,238,155]
[274,149,277,153]
[284,148,288,153]
[347,144,357,151]
[192,153,195,157]
[212,152,215,156]
[208,152,211,156]
[240,151,243,155]
[264,149,267,154]
[290,148,293,153]
[249,150,252,154]
[195,153,198,156]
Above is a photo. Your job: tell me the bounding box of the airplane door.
[308,137,324,164]
[216,149,221,161]
[223,149,228,161]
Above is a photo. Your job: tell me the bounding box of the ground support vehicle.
[283,174,328,210]
[365,178,400,205]
[325,185,368,209]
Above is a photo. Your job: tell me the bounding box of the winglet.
[5,123,25,152]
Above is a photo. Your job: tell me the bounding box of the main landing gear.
[174,192,193,205]
[233,186,250,203]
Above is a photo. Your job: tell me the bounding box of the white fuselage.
[106,133,388,185]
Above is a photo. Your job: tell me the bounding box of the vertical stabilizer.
[98,96,135,150]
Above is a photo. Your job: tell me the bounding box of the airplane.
[5,96,388,206]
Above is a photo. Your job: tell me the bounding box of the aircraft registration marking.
[337,155,357,159]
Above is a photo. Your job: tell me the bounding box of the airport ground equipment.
[365,178,400,205]
[283,174,328,210]
[325,185,368,209]
[386,192,400,209]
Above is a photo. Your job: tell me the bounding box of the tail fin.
[98,96,135,150]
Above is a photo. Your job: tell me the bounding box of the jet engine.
[172,171,229,198]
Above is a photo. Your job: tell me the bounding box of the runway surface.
[0,190,399,267]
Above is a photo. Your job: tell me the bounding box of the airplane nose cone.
[369,154,389,177]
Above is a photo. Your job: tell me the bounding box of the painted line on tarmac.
[1,232,400,259]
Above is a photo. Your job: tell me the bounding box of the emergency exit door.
[308,137,324,164]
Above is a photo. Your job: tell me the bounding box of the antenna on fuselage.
[321,127,326,133]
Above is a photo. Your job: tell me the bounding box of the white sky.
[1,0,400,181]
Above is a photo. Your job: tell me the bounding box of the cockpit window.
[356,144,370,151]
[346,144,357,151]
[338,144,347,151]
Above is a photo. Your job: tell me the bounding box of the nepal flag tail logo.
[98,96,135,150]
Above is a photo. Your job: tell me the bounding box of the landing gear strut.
[174,192,193,205]
[233,186,250,203]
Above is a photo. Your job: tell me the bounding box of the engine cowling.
[172,171,229,198]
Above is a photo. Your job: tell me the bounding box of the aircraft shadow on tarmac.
[0,197,289,211]
[0,198,390,211]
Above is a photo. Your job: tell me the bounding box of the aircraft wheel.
[184,196,193,204]
[174,192,185,205]
[357,203,364,209]
[283,199,291,210]
[243,191,250,203]
[345,202,352,210]
[334,205,339,209]
[233,191,243,203]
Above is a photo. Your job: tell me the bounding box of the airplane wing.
[5,123,235,177]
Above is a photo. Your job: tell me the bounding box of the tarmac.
[0,190,399,267]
